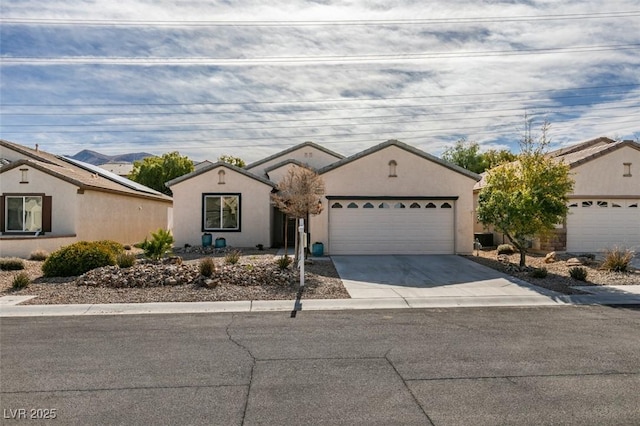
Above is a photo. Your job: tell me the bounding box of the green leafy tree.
[477,121,574,267]
[128,152,194,196]
[218,155,246,168]
[442,138,485,173]
[271,167,325,263]
[442,138,516,173]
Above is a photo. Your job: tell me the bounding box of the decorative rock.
[544,251,557,263]
[566,257,583,267]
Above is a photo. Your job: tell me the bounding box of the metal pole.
[298,218,305,288]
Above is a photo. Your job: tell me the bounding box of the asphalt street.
[1,306,639,425]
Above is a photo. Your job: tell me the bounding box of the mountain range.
[68,149,154,165]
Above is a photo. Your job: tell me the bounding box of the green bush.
[138,228,174,261]
[29,249,49,261]
[224,249,241,265]
[117,252,137,268]
[42,241,123,277]
[601,247,634,272]
[199,257,217,277]
[12,272,30,290]
[276,255,292,270]
[497,244,515,255]
[0,258,25,271]
[569,266,588,281]
[530,267,548,278]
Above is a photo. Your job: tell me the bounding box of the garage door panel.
[567,199,640,252]
[329,199,454,255]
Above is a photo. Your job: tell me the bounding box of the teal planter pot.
[202,233,212,247]
[215,237,226,248]
[311,242,324,257]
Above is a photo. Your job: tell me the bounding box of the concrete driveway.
[332,255,561,300]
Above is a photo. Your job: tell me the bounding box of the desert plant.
[199,257,217,277]
[224,249,241,265]
[0,258,25,271]
[138,228,174,261]
[601,247,634,272]
[569,266,588,281]
[12,272,30,290]
[530,267,548,278]
[116,252,137,268]
[42,241,122,277]
[276,255,292,270]
[29,249,49,261]
[497,244,515,255]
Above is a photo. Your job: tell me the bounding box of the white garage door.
[566,199,640,252]
[328,199,455,255]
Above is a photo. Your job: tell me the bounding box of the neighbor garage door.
[328,199,455,255]
[566,199,640,252]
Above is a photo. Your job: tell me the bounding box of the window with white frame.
[203,194,240,231]
[6,196,43,232]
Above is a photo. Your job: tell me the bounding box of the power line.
[3,103,636,131]
[3,83,638,108]
[3,44,638,65]
[2,11,639,27]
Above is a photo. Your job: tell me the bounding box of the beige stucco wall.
[170,165,273,248]
[266,163,305,184]
[1,166,78,235]
[246,145,341,177]
[310,145,478,254]
[74,190,172,245]
[569,146,640,197]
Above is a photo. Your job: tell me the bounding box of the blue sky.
[1,0,639,163]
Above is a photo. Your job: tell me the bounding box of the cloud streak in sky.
[1,0,639,162]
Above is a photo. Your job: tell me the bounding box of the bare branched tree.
[271,167,325,263]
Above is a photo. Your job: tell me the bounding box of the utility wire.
[2,11,639,27]
[3,83,638,108]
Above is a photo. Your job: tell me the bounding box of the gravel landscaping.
[466,248,640,295]
[0,248,348,305]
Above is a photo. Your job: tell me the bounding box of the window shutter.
[43,196,52,232]
[0,196,4,232]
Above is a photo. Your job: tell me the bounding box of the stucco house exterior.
[168,140,481,255]
[474,137,640,253]
[1,140,173,258]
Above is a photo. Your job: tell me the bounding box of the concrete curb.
[1,294,638,317]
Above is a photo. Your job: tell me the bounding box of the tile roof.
[166,161,276,188]
[245,141,344,170]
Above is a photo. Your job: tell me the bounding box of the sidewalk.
[2,287,639,317]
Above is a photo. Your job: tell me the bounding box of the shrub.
[224,249,241,265]
[199,257,217,277]
[0,258,25,271]
[12,272,30,290]
[276,255,292,270]
[29,249,49,261]
[497,244,515,255]
[601,247,634,272]
[569,266,588,281]
[530,267,548,278]
[138,228,174,261]
[116,252,137,268]
[42,241,122,277]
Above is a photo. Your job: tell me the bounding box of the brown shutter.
[42,196,52,232]
[0,196,4,232]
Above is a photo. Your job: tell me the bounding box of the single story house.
[474,137,640,253]
[168,140,481,255]
[1,140,173,258]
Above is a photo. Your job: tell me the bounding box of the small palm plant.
[138,228,174,261]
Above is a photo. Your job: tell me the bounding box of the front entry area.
[328,198,455,255]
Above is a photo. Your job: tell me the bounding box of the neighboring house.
[168,140,481,255]
[1,140,173,258]
[97,161,134,177]
[474,137,640,253]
